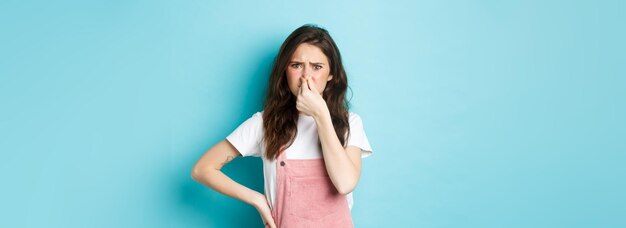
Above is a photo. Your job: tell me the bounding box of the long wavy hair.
[262,24,350,161]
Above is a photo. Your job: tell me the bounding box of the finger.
[307,77,318,93]
[263,215,277,228]
[300,77,307,94]
[304,76,313,90]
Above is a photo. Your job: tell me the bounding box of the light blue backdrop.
[1,0,624,227]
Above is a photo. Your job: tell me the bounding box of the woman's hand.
[296,76,329,118]
[252,194,276,228]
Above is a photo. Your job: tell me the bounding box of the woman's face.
[285,43,333,97]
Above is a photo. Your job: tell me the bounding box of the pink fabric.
[271,149,354,228]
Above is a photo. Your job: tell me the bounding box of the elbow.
[191,165,211,181]
[337,186,355,195]
[336,182,357,195]
[191,167,201,181]
[334,173,360,195]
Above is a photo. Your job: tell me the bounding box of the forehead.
[290,43,328,63]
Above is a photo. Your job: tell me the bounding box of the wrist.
[313,108,330,122]
[250,192,267,208]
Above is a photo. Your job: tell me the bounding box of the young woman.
[191,24,373,228]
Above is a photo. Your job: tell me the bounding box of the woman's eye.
[291,64,301,68]
[314,65,322,70]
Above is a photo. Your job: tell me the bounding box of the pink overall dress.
[271,149,354,228]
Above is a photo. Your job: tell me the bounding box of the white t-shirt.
[226,111,373,211]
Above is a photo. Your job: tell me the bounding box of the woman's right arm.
[191,139,265,207]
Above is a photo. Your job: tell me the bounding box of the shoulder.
[234,111,263,130]
[249,111,264,121]
[348,111,363,123]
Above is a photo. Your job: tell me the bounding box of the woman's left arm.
[297,76,362,195]
[314,110,362,195]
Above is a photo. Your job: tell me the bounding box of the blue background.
[1,0,624,227]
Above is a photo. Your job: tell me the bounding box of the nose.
[301,64,312,79]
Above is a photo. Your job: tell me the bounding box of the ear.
[327,74,333,81]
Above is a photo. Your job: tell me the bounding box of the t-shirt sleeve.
[225,112,263,157]
[347,112,373,158]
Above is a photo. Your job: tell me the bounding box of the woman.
[191,24,373,228]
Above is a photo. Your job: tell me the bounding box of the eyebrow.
[289,61,325,65]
